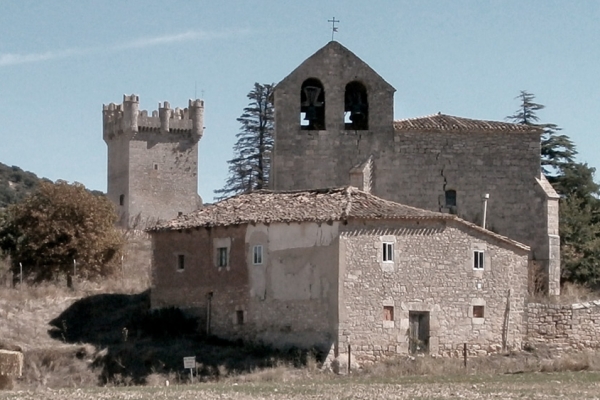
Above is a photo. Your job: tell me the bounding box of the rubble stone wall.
[527,301,600,351]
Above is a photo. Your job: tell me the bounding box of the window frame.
[473,250,484,270]
[217,247,228,267]
[252,245,263,265]
[382,242,394,263]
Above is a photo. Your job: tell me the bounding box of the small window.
[383,242,394,262]
[253,245,263,265]
[119,194,125,206]
[236,310,244,325]
[153,163,159,170]
[445,190,457,207]
[217,247,228,267]
[473,250,484,270]
[383,306,394,321]
[473,305,485,318]
[177,254,185,271]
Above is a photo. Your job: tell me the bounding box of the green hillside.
[0,162,49,208]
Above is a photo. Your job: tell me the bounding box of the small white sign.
[183,356,196,369]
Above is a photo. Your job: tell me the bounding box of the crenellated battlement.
[103,94,204,142]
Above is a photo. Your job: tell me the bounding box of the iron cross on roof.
[328,17,339,41]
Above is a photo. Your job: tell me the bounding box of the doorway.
[409,311,430,354]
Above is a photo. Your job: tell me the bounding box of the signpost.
[183,356,195,382]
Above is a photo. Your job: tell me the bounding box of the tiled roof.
[148,187,529,251]
[394,113,541,134]
[149,187,447,231]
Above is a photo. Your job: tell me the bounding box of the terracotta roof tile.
[149,187,447,231]
[394,113,541,134]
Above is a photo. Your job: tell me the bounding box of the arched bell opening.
[300,78,325,130]
[344,81,369,130]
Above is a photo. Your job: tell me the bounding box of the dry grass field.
[1,370,600,399]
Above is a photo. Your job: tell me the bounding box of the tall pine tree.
[215,83,274,200]
[507,90,577,180]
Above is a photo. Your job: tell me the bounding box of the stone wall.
[103,96,203,228]
[337,219,529,363]
[527,301,600,351]
[271,41,559,294]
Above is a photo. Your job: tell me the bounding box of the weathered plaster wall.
[151,221,340,351]
[337,219,529,363]
[527,301,600,351]
[244,222,340,351]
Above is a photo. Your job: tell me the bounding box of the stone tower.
[103,95,204,228]
[272,41,560,295]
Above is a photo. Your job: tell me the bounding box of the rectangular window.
[177,254,185,271]
[383,306,394,321]
[253,245,263,265]
[236,310,244,325]
[217,247,228,267]
[473,305,485,318]
[119,194,125,206]
[473,250,484,270]
[383,242,394,262]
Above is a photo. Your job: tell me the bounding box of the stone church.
[270,41,559,295]
[104,41,562,361]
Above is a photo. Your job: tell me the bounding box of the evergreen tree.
[215,83,274,200]
[508,91,600,286]
[507,90,577,180]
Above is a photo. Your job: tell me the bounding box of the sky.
[1,1,599,202]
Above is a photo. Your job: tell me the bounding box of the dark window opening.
[236,310,244,325]
[344,81,368,130]
[177,254,185,270]
[445,189,457,208]
[300,78,325,130]
[473,305,485,318]
[383,242,393,262]
[153,163,158,170]
[119,194,125,206]
[217,247,228,267]
[383,306,394,321]
[473,250,484,270]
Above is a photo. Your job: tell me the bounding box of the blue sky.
[1,1,599,202]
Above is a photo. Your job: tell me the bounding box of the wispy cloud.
[0,29,249,67]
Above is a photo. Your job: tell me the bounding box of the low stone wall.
[527,301,600,351]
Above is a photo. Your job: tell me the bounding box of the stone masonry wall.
[527,301,600,351]
[271,42,557,293]
[128,131,200,225]
[337,219,529,363]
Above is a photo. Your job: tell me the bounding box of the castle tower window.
[344,81,368,130]
[300,78,325,130]
[119,194,125,206]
